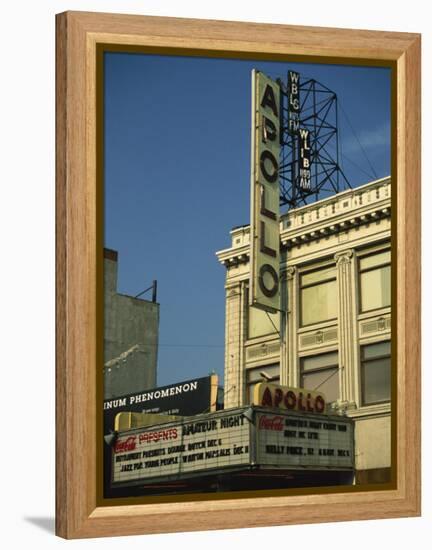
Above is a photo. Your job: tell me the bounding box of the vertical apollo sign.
[250,70,281,313]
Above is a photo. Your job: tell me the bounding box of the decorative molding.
[360,316,391,336]
[299,327,338,348]
[334,249,354,265]
[285,266,297,280]
[246,341,281,361]
[328,400,358,415]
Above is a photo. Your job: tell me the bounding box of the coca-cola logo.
[114,436,137,454]
[258,415,284,431]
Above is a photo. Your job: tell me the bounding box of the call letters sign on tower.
[249,70,281,313]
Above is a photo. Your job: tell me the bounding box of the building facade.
[104,248,159,399]
[216,177,392,484]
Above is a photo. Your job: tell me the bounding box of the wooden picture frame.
[56,11,421,539]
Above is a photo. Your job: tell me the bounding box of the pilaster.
[223,281,247,408]
[334,250,358,409]
[285,266,299,387]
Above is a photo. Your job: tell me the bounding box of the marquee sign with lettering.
[111,406,354,487]
[104,375,220,497]
[249,70,281,313]
[252,382,326,414]
[256,411,353,470]
[112,409,251,485]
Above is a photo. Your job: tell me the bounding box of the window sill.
[357,307,391,321]
[245,335,280,346]
[347,402,391,419]
[298,319,338,333]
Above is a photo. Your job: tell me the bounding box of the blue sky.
[104,52,391,387]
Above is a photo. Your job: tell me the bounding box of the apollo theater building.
[216,70,392,486]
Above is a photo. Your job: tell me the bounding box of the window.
[300,265,337,326]
[248,306,279,339]
[300,351,339,403]
[361,341,391,406]
[359,250,391,312]
[245,364,279,404]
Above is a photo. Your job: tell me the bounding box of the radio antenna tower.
[277,71,351,209]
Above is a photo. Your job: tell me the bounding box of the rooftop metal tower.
[277,71,351,209]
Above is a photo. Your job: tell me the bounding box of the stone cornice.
[281,203,390,249]
[216,177,391,266]
[216,203,390,267]
[216,245,249,267]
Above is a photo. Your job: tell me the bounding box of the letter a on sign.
[250,70,281,313]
